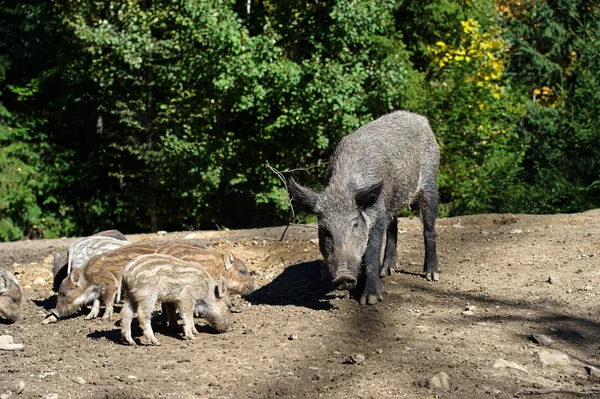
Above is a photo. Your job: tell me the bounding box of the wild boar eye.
[9,297,17,303]
[352,221,360,229]
[238,269,248,276]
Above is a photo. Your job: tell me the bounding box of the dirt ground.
[1,210,600,399]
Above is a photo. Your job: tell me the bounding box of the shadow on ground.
[246,260,334,310]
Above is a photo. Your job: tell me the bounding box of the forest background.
[0,0,598,241]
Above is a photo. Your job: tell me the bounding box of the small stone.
[462,310,474,316]
[465,305,478,311]
[427,371,450,391]
[586,365,600,379]
[547,276,555,284]
[183,233,197,240]
[42,315,58,325]
[346,353,365,365]
[1,389,12,399]
[534,349,570,367]
[75,377,86,385]
[510,229,523,234]
[33,277,46,285]
[45,394,58,399]
[0,340,24,351]
[493,358,528,373]
[0,335,14,344]
[157,230,167,236]
[13,381,25,394]
[127,375,138,381]
[375,348,383,355]
[288,334,299,340]
[530,334,554,346]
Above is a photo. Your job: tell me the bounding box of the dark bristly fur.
[288,110,440,305]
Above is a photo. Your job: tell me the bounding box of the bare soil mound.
[1,211,599,398]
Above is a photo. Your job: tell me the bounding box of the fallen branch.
[265,161,321,241]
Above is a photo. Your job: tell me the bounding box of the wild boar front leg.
[85,299,101,320]
[360,216,386,305]
[178,301,197,340]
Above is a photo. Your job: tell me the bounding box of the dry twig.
[265,161,320,241]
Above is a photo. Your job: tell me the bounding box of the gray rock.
[0,389,12,399]
[347,353,366,365]
[0,335,14,344]
[493,358,528,373]
[427,371,450,391]
[534,349,569,367]
[530,334,554,346]
[12,381,24,395]
[586,365,600,379]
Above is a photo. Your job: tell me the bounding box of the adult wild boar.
[288,111,440,305]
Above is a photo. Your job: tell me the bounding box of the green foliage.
[0,0,598,240]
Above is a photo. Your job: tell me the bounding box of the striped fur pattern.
[118,254,231,346]
[156,243,255,295]
[67,236,132,275]
[56,243,159,320]
[0,271,23,322]
[52,230,129,292]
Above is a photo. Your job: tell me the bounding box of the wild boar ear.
[215,276,228,299]
[223,253,234,271]
[287,178,319,213]
[354,181,383,209]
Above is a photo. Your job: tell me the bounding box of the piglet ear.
[69,268,80,284]
[215,276,228,299]
[0,272,8,294]
[287,178,319,213]
[354,181,383,209]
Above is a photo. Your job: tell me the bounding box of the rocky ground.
[1,210,600,398]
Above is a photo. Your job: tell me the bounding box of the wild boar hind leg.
[137,301,161,346]
[360,217,387,305]
[101,282,118,320]
[120,301,137,346]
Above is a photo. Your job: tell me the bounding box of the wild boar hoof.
[380,265,395,277]
[152,340,161,346]
[359,293,382,305]
[84,313,97,320]
[425,272,440,281]
[183,335,196,341]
